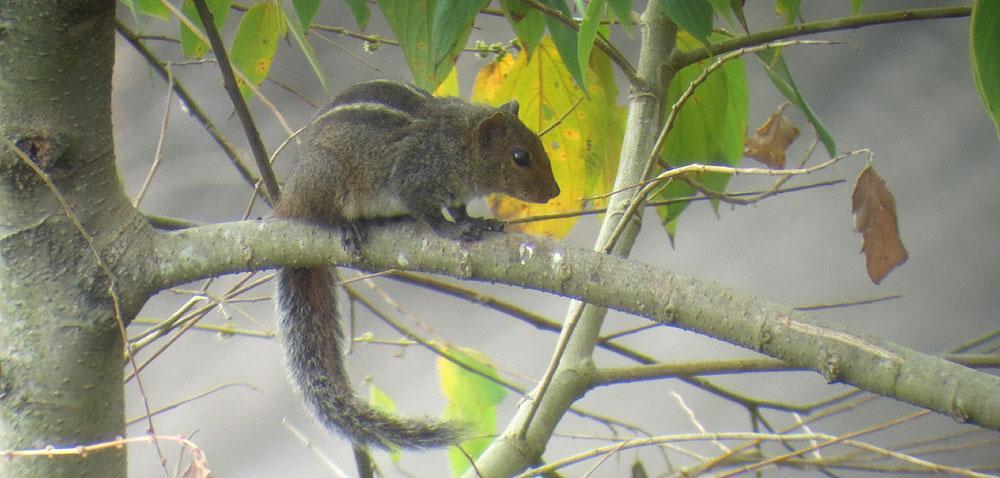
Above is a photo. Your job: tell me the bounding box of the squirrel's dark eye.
[512,147,530,167]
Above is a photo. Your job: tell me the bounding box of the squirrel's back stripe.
[322,102,414,129]
[325,79,432,117]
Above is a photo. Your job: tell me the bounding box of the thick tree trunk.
[0,1,153,476]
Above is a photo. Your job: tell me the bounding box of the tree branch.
[191,0,281,202]
[672,6,972,68]
[593,358,796,387]
[151,219,1000,434]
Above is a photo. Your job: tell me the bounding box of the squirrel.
[272,79,560,450]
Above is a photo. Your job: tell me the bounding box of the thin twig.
[539,96,585,137]
[671,6,972,69]
[157,0,294,134]
[510,179,845,224]
[115,21,263,202]
[128,273,273,350]
[645,40,840,190]
[593,358,795,387]
[520,426,990,477]
[126,383,257,425]
[605,148,865,255]
[0,434,211,475]
[943,354,1000,369]
[311,31,393,78]
[949,329,1000,354]
[130,317,272,339]
[342,280,655,438]
[794,294,902,311]
[134,69,174,207]
[602,40,842,256]
[684,110,818,207]
[282,420,351,477]
[516,300,586,440]
[671,391,731,453]
[191,0,280,202]
[716,410,934,478]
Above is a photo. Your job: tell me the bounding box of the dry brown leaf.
[180,442,212,478]
[744,110,800,169]
[182,462,211,478]
[852,165,908,284]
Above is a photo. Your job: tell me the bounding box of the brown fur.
[273,80,559,449]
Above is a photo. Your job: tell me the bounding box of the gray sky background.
[114,1,998,476]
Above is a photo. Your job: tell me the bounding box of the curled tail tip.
[373,419,469,450]
[276,267,466,451]
[332,405,469,450]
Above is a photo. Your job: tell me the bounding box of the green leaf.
[607,0,633,25]
[757,48,836,156]
[431,0,490,84]
[230,0,287,99]
[655,32,748,239]
[500,0,546,54]
[282,1,329,94]
[367,384,403,463]
[437,346,505,476]
[181,0,231,59]
[291,0,320,29]
[971,0,1000,139]
[537,0,587,91]
[707,0,733,25]
[775,0,800,24]
[377,0,485,91]
[343,0,371,28]
[730,0,749,31]
[576,0,606,91]
[851,0,864,15]
[122,0,171,21]
[377,0,433,89]
[659,0,713,47]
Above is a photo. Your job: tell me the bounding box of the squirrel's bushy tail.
[276,267,465,449]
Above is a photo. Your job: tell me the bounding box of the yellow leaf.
[433,66,460,97]
[472,37,622,238]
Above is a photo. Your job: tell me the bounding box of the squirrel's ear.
[477,112,508,148]
[500,100,519,117]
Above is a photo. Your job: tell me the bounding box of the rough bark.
[0,1,154,476]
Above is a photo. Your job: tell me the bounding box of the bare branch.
[151,219,1000,433]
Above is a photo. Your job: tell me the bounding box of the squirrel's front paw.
[437,218,503,242]
[464,218,506,240]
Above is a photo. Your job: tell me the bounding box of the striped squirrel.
[273,80,560,449]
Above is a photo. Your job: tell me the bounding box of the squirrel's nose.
[547,181,560,200]
[532,182,559,203]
